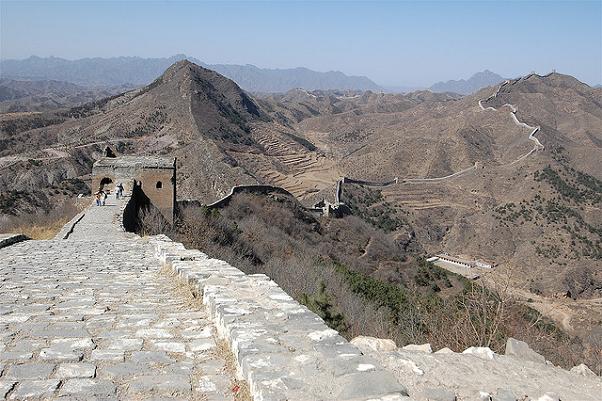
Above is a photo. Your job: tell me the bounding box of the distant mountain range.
[0,55,381,93]
[0,79,136,113]
[429,70,506,95]
[1,56,564,96]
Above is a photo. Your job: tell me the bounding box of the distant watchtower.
[92,156,176,223]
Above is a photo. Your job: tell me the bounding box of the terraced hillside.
[239,125,341,199]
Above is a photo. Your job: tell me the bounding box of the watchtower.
[92,156,176,223]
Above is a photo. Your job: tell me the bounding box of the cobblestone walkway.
[67,195,129,241]
[0,210,237,400]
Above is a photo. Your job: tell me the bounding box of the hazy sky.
[1,1,601,86]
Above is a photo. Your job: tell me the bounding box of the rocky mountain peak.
[144,60,265,121]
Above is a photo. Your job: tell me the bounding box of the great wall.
[1,160,600,400]
[209,76,546,219]
[336,73,549,200]
[1,73,600,400]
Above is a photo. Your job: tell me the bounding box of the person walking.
[116,183,124,199]
[95,192,101,206]
[101,190,107,206]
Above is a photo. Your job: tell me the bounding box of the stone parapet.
[54,210,87,239]
[0,233,29,249]
[148,235,412,401]
[353,337,601,401]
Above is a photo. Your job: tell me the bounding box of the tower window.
[156,181,163,189]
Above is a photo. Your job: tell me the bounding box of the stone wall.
[54,211,86,239]
[333,176,398,206]
[351,336,601,401]
[148,234,412,401]
[205,185,296,209]
[0,234,28,249]
[342,177,398,187]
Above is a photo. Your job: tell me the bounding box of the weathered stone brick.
[90,349,125,362]
[39,347,84,362]
[102,338,143,351]
[153,341,186,353]
[0,351,33,361]
[55,363,96,379]
[4,363,55,379]
[9,379,59,399]
[127,374,191,394]
[130,351,174,365]
[60,378,116,397]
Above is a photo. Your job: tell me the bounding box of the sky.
[1,0,601,87]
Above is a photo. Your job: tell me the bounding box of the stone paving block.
[30,322,90,338]
[9,379,60,399]
[51,337,95,349]
[103,338,144,351]
[97,361,150,380]
[196,375,219,393]
[11,339,47,352]
[4,362,55,379]
[189,338,216,352]
[91,349,125,361]
[135,328,173,338]
[161,361,195,375]
[0,351,33,361]
[47,313,86,322]
[181,326,213,339]
[55,363,96,378]
[60,378,117,397]
[115,317,153,328]
[39,347,84,361]
[0,314,31,323]
[195,374,231,397]
[152,341,186,353]
[154,318,182,328]
[167,311,208,320]
[198,357,227,375]
[93,329,135,339]
[130,351,175,365]
[127,374,192,394]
